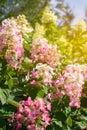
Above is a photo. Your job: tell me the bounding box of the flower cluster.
[8,97,51,130]
[48,64,87,108]
[62,64,87,108]
[54,64,87,108]
[30,63,54,86]
[0,18,24,69]
[16,15,33,36]
[48,74,64,100]
[31,38,60,68]
[41,7,57,24]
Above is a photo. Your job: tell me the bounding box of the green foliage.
[50,0,74,26]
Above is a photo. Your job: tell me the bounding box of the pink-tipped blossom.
[63,64,87,108]
[48,64,87,108]
[31,38,60,68]
[30,80,37,86]
[8,97,51,130]
[0,18,24,70]
[31,63,54,85]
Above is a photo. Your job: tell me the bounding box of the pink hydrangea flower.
[8,97,51,130]
[48,64,87,108]
[30,80,37,86]
[63,64,87,108]
[0,18,24,70]
[31,38,60,68]
[31,63,54,85]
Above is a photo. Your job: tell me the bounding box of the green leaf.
[12,78,19,85]
[24,41,31,51]
[75,121,87,129]
[52,118,62,127]
[54,111,66,121]
[0,88,7,104]
[53,124,64,130]
[0,113,11,119]
[66,117,72,127]
[36,90,45,98]
[6,75,13,89]
[42,85,49,94]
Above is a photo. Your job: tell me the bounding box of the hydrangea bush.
[0,9,87,130]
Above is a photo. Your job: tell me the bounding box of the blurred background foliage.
[50,0,74,26]
[0,0,74,27]
[0,0,48,26]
